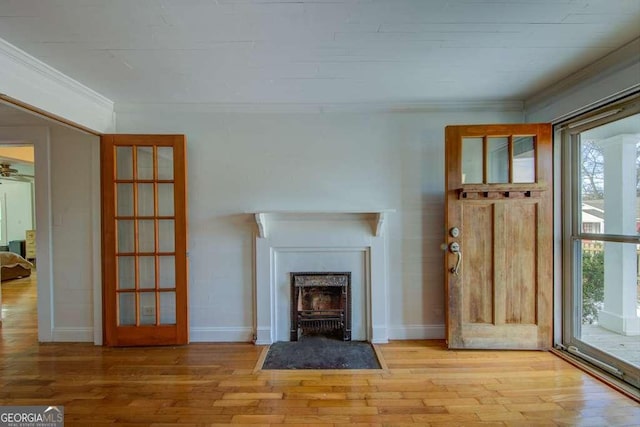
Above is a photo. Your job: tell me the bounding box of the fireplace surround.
[251,210,392,345]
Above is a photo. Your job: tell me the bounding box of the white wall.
[49,125,99,339]
[0,180,33,243]
[115,107,523,341]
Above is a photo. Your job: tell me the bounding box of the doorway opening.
[0,143,37,337]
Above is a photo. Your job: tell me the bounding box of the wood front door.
[101,135,189,346]
[445,124,552,349]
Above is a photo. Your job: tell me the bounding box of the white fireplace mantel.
[250,209,394,345]
[251,210,394,238]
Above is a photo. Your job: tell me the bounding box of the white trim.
[254,212,391,345]
[525,37,640,123]
[114,100,524,115]
[255,327,273,346]
[0,37,115,133]
[191,327,254,342]
[388,324,446,340]
[53,327,94,342]
[0,38,112,108]
[250,210,395,239]
[273,247,371,343]
[255,213,267,238]
[0,127,53,342]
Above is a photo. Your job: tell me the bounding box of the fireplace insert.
[290,272,351,341]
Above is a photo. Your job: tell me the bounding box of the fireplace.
[252,210,391,345]
[290,272,351,341]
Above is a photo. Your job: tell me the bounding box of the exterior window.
[561,94,640,389]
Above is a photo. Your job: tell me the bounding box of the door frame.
[558,93,640,389]
[0,126,54,341]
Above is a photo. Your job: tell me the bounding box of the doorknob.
[449,242,462,276]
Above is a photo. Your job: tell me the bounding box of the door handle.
[449,242,462,276]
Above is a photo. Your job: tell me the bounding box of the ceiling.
[0,0,638,107]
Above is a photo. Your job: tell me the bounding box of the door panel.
[445,124,552,350]
[102,134,189,346]
[504,202,537,325]
[461,203,494,325]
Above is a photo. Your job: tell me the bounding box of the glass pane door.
[102,134,188,346]
[115,145,177,327]
[562,97,640,389]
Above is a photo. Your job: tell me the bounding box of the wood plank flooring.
[1,275,639,426]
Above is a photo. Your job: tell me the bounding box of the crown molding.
[114,99,524,115]
[0,38,112,109]
[525,37,640,122]
[0,37,114,132]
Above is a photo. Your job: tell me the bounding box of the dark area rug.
[262,336,381,370]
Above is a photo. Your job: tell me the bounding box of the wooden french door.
[101,135,189,346]
[445,124,552,349]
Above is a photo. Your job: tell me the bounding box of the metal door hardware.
[449,242,462,276]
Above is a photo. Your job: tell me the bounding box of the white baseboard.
[48,325,444,343]
[371,325,389,344]
[254,327,273,345]
[190,327,253,342]
[388,324,445,340]
[52,327,94,342]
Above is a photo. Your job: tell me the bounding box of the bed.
[0,251,33,281]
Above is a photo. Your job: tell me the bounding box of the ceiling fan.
[0,163,34,182]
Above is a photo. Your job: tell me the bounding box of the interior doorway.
[0,143,37,335]
[0,102,101,345]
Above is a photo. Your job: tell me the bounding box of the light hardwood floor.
[1,275,639,426]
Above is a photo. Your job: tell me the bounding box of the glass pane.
[139,292,156,325]
[159,255,175,289]
[118,293,136,326]
[487,137,509,183]
[137,146,154,180]
[139,256,156,289]
[116,146,133,180]
[158,220,175,252]
[157,147,174,180]
[138,220,155,253]
[580,113,640,236]
[117,183,134,216]
[117,220,134,253]
[462,137,483,184]
[160,292,176,325]
[158,184,174,216]
[117,256,135,290]
[579,241,639,369]
[513,136,536,183]
[137,183,155,217]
